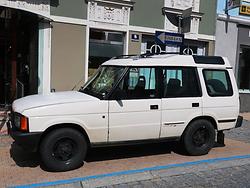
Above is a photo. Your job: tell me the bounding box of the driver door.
[108,67,161,142]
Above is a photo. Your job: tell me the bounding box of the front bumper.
[235,116,243,128]
[7,121,42,152]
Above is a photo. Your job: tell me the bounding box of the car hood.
[12,91,98,114]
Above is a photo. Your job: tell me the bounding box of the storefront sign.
[240,5,250,16]
[0,0,50,17]
[131,34,140,42]
[155,31,184,46]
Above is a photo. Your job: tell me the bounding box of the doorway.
[238,47,250,91]
[0,8,38,106]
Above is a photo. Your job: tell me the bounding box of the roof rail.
[112,52,180,60]
[111,55,140,60]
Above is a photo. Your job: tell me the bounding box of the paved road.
[96,120,250,188]
[106,163,250,188]
[45,120,250,188]
[226,120,250,143]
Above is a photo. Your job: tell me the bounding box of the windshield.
[80,66,126,99]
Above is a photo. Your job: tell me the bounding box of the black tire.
[182,119,215,156]
[40,128,87,172]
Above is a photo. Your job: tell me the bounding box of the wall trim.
[50,15,88,26]
[50,15,215,41]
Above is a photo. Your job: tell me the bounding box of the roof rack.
[112,52,180,60]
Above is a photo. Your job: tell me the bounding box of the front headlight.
[13,113,29,132]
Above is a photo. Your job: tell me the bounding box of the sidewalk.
[241,112,250,121]
[0,110,8,135]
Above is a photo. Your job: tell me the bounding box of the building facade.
[0,0,218,106]
[0,0,51,106]
[215,0,250,112]
[215,14,250,112]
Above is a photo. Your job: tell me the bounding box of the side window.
[114,67,158,99]
[163,67,201,98]
[203,70,233,97]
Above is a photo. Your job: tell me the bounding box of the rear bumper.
[235,116,243,128]
[7,121,42,152]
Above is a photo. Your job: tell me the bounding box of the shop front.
[236,25,250,112]
[215,15,250,112]
[0,0,50,107]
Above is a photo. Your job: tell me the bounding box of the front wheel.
[40,128,87,172]
[182,119,215,156]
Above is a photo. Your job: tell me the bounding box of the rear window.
[203,70,233,97]
[193,56,225,65]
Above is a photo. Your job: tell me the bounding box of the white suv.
[8,54,243,172]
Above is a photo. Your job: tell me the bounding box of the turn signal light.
[20,116,28,131]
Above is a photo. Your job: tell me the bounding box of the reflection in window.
[114,67,157,99]
[203,70,233,97]
[82,66,125,99]
[163,67,201,98]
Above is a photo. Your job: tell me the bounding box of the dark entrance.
[238,47,250,90]
[0,8,38,107]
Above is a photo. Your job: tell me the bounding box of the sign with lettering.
[240,5,250,16]
[155,31,184,46]
[0,0,50,17]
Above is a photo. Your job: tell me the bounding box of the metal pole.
[225,0,229,15]
[178,15,182,34]
[225,0,229,33]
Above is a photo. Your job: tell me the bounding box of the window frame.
[108,66,161,100]
[160,66,202,98]
[202,69,233,97]
[81,65,128,100]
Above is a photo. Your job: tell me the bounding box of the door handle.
[192,103,199,107]
[150,105,158,110]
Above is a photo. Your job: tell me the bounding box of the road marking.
[10,154,250,188]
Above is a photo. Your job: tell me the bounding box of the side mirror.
[113,89,126,101]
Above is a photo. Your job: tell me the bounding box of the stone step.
[0,110,9,136]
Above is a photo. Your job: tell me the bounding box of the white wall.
[215,19,238,70]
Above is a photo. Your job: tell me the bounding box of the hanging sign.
[227,0,241,10]
[155,31,184,46]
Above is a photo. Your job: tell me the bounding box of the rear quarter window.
[203,69,233,97]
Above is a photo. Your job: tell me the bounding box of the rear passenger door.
[160,67,203,138]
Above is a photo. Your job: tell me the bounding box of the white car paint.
[11,55,240,144]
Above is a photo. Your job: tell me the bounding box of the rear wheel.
[40,128,87,172]
[182,119,215,156]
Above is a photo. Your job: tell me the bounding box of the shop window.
[89,29,124,76]
[238,47,250,91]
